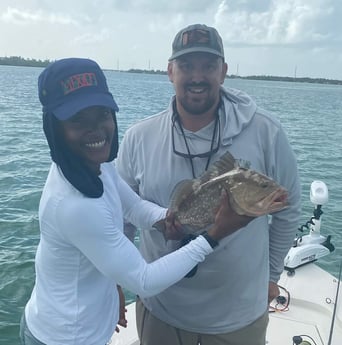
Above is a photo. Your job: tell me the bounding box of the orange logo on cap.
[61,73,98,95]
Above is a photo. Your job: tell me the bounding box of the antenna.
[327,259,342,344]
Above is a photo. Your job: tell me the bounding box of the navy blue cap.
[38,58,119,120]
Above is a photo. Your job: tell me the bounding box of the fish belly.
[177,181,226,230]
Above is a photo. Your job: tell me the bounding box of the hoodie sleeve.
[268,125,301,282]
[115,168,167,229]
[115,129,140,240]
[115,128,139,194]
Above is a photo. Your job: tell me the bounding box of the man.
[116,24,301,345]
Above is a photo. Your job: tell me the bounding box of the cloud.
[105,0,214,13]
[214,0,342,46]
[71,29,110,45]
[0,0,340,78]
[1,7,79,26]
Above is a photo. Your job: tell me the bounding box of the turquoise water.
[1,65,341,344]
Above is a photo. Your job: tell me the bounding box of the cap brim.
[169,47,224,61]
[52,92,119,121]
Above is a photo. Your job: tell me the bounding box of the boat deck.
[110,263,342,345]
[267,263,342,344]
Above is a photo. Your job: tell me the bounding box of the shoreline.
[1,57,341,85]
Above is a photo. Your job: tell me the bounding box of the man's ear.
[167,62,174,83]
[221,62,228,84]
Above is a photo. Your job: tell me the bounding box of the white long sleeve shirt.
[25,162,214,345]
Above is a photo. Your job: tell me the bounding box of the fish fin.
[199,150,236,184]
[169,180,197,210]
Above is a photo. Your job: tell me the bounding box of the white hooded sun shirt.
[25,162,216,345]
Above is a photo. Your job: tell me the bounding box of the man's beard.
[178,83,219,115]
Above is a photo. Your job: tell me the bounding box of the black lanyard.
[171,100,221,178]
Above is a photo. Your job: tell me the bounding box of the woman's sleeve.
[114,167,167,229]
[56,198,213,298]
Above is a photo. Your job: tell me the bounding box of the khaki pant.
[136,298,268,345]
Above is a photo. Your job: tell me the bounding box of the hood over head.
[43,111,119,198]
[39,58,119,198]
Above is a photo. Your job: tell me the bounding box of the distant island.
[124,68,342,85]
[1,56,341,85]
[0,56,51,68]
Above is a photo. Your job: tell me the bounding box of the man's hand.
[268,281,280,304]
[115,285,127,333]
[208,191,255,241]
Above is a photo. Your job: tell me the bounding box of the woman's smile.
[85,139,107,149]
[59,106,115,174]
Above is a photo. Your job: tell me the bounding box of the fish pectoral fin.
[169,179,197,209]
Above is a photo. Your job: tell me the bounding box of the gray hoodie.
[116,86,301,333]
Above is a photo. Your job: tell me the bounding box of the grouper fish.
[166,151,288,234]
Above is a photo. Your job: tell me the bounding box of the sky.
[1,0,342,80]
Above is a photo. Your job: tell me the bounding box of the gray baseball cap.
[169,24,225,61]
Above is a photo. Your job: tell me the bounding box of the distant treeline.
[229,74,342,85]
[126,69,342,85]
[1,57,341,85]
[0,56,51,67]
[126,68,167,75]
[127,69,342,85]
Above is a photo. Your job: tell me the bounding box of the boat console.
[284,181,334,273]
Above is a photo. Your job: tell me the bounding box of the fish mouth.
[238,188,289,217]
[262,188,289,213]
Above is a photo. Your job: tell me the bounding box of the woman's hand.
[153,211,185,241]
[163,211,185,240]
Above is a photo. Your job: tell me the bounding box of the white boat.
[110,181,342,345]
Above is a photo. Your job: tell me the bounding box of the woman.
[20,58,251,345]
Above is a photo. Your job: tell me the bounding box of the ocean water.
[1,65,341,344]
